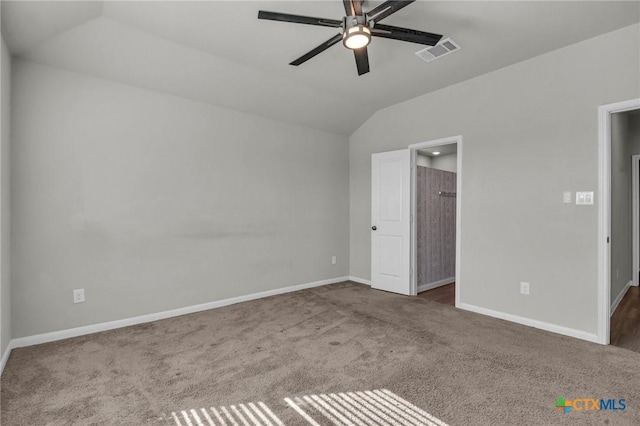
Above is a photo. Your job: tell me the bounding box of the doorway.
[608,108,640,352]
[369,136,462,299]
[632,154,640,287]
[410,136,462,306]
[598,98,640,345]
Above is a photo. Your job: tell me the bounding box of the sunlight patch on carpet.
[285,389,449,426]
[168,389,446,426]
[170,401,284,426]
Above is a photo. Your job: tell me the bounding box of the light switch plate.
[576,191,594,205]
[563,191,572,204]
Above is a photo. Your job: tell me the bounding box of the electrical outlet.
[520,282,530,295]
[332,256,337,265]
[73,288,85,304]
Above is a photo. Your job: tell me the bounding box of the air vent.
[415,38,461,63]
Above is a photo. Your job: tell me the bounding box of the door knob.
[371,226,377,231]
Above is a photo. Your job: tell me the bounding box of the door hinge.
[607,236,610,243]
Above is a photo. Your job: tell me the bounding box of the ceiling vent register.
[415,38,461,62]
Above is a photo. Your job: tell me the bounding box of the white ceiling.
[419,143,457,157]
[2,1,639,135]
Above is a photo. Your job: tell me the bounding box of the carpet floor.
[2,281,639,425]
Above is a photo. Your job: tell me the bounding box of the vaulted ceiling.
[2,1,639,135]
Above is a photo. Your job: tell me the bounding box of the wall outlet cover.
[73,288,85,303]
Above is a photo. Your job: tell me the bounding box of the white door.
[371,149,411,295]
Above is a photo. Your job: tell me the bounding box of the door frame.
[408,135,462,305]
[633,154,640,287]
[598,98,640,344]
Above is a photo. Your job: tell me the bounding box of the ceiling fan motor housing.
[342,15,371,49]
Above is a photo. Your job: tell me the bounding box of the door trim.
[632,154,640,287]
[598,98,640,345]
[409,135,462,305]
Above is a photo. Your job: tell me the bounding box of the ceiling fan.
[257,0,443,76]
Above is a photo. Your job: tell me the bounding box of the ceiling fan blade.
[258,10,341,28]
[354,47,370,76]
[367,0,414,23]
[352,0,363,16]
[343,0,363,16]
[290,33,343,66]
[372,24,442,46]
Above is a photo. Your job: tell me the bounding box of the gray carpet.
[1,281,639,425]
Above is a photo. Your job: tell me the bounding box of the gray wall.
[610,111,640,304]
[11,60,350,338]
[632,111,640,151]
[417,153,432,168]
[417,153,457,172]
[431,154,457,173]
[349,24,640,334]
[1,36,11,355]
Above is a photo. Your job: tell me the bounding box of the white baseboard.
[418,277,455,293]
[457,302,600,344]
[348,276,371,286]
[8,276,350,352]
[1,339,15,376]
[610,280,632,316]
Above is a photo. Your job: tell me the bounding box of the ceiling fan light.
[343,24,371,49]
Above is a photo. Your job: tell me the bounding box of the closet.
[416,152,457,292]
